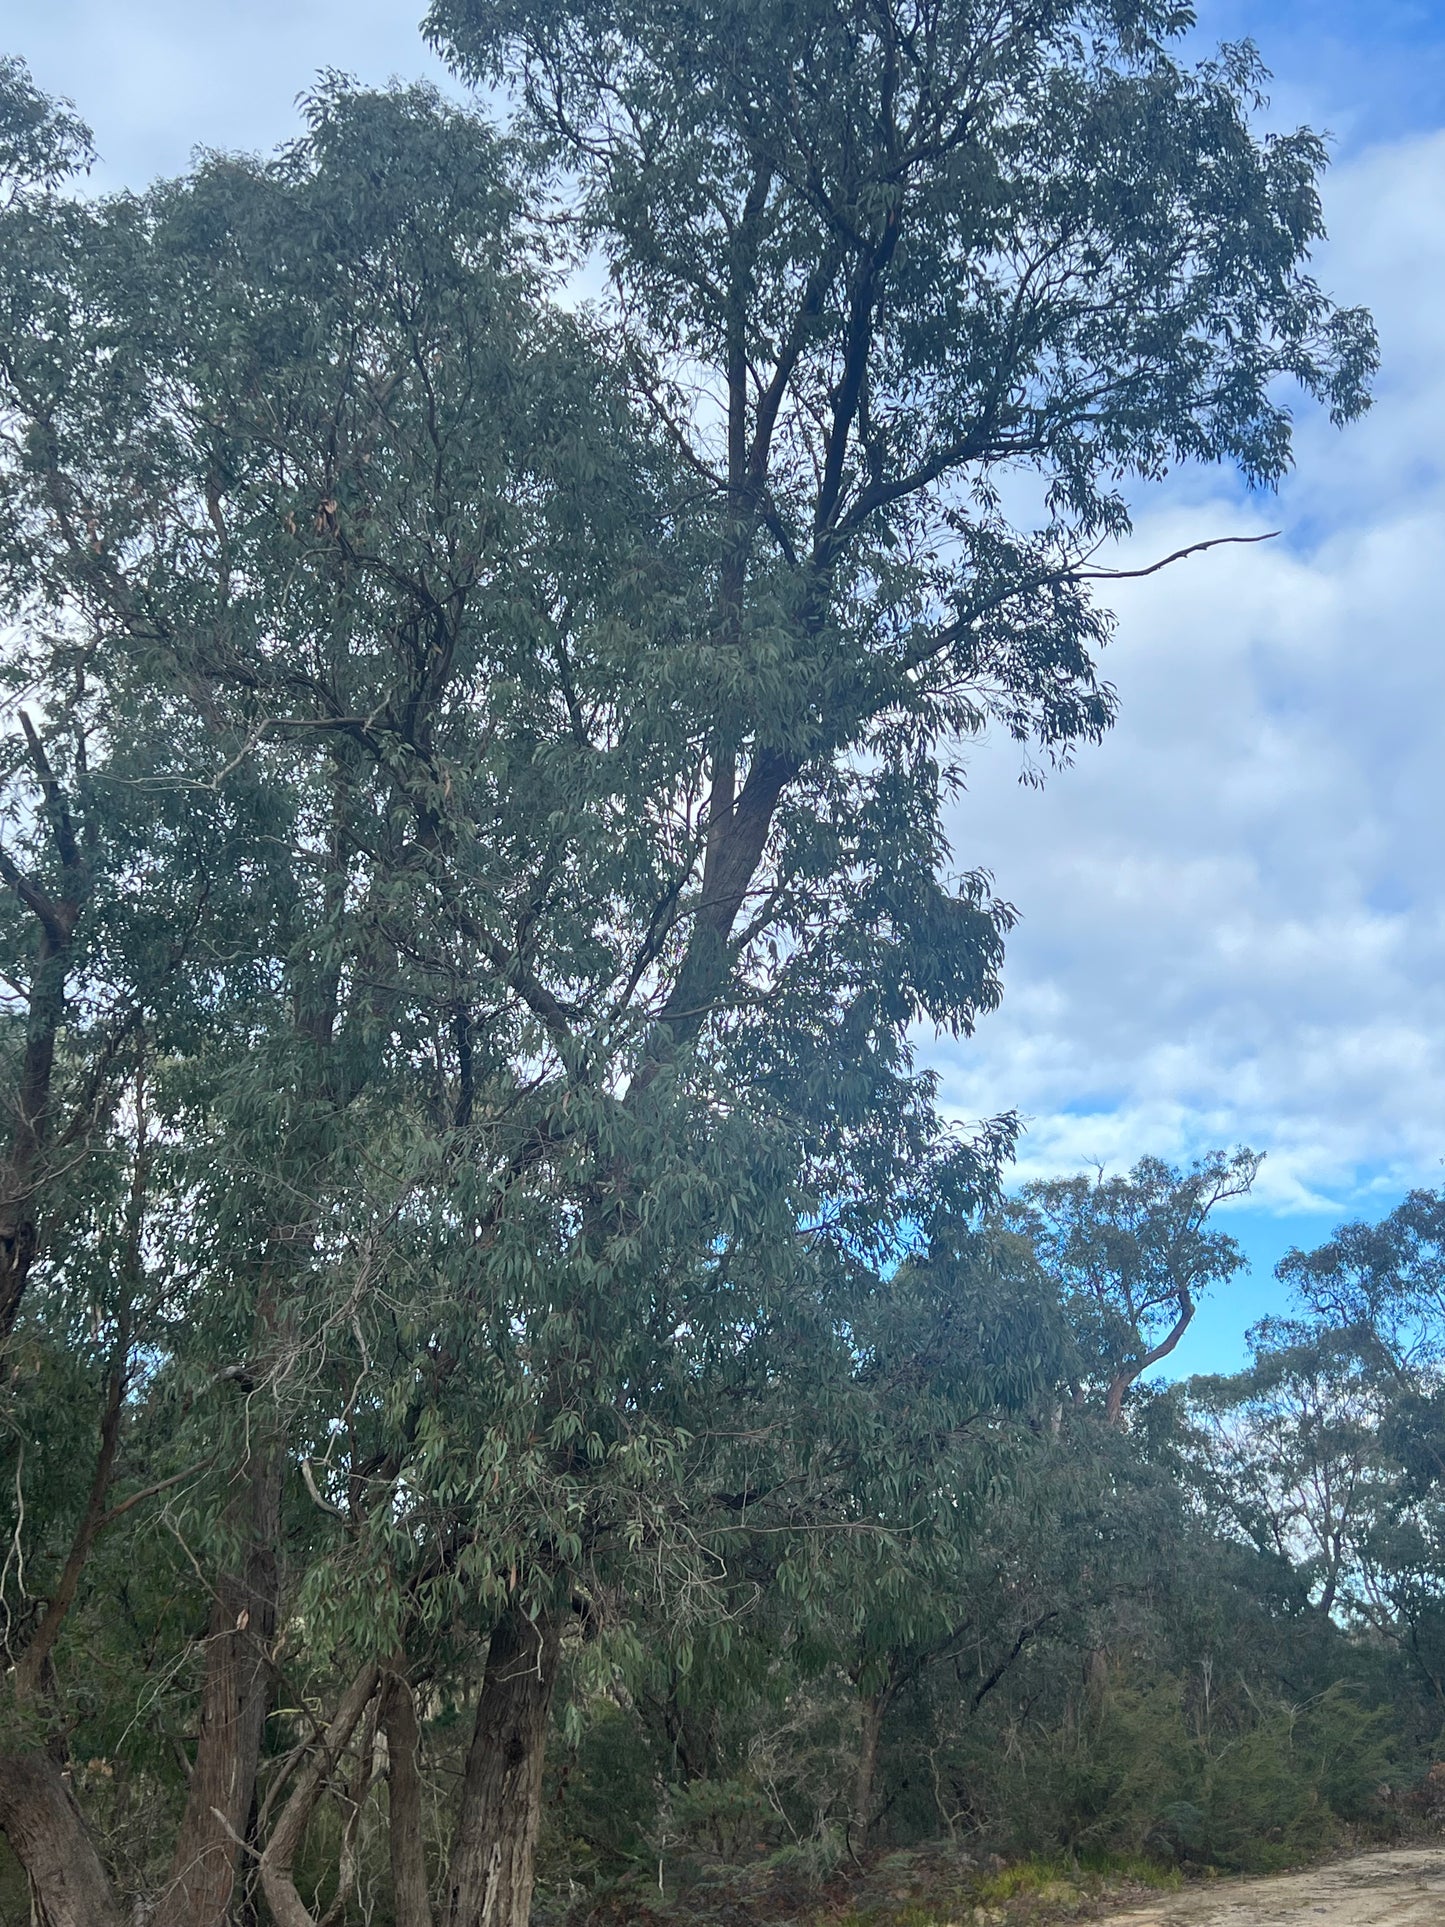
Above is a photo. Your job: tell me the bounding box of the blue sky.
[6,1,1445,1375]
[945,4,1445,1370]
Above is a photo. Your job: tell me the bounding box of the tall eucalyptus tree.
[0,0,1376,1912]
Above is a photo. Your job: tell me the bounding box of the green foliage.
[1016,1151,1260,1418]
[0,54,93,191]
[0,10,1405,1924]
[1020,1678,1393,1870]
[545,1698,663,1880]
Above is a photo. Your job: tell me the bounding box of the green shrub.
[982,1672,1394,1872]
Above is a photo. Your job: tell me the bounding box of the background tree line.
[0,0,1401,1921]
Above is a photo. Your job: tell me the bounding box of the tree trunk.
[258,1662,379,1927]
[157,1444,282,1927]
[661,1690,712,1785]
[382,1670,434,1927]
[0,1750,122,1927]
[164,834,352,1926]
[850,1687,888,1850]
[444,1605,562,1927]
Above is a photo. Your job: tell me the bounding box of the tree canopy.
[0,10,1401,1926]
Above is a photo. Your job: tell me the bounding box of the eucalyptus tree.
[0,0,1376,1912]
[1279,1190,1445,1395]
[0,61,239,1924]
[0,67,682,1921]
[1017,1150,1261,1423]
[813,1225,1066,1845]
[1273,1196,1445,1711]
[618,1217,1070,1851]
[1186,1320,1390,1621]
[0,67,1021,1924]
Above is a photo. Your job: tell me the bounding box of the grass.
[815,1850,1183,1927]
[974,1853,1181,1903]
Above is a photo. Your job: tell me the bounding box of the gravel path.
[1103,1850,1445,1927]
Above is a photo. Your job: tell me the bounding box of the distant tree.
[1272,1196,1445,1710]
[1187,1320,1389,1619]
[1280,1190,1445,1390]
[1017,1149,1261,1422]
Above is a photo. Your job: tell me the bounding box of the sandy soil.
[1101,1850,1445,1927]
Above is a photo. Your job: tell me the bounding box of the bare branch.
[1076,530,1280,581]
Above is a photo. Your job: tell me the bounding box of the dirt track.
[1103,1850,1445,1926]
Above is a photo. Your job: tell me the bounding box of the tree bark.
[0,1750,122,1927]
[157,1443,283,1927]
[382,1670,434,1927]
[851,1687,889,1850]
[443,1604,562,1927]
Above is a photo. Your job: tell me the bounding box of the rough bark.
[444,1605,563,1927]
[157,1444,283,1927]
[382,1670,434,1927]
[0,1750,122,1927]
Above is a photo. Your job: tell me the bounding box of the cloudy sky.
[944,4,1445,1363]
[6,0,1444,1369]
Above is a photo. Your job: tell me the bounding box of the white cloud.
[933,129,1445,1226]
[10,0,454,190]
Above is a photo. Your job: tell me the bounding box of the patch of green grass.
[973,1850,1181,1905]
[810,1849,1183,1927]
[1073,1850,1182,1891]
[973,1861,1047,1900]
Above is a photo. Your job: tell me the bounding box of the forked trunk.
[158,1445,282,1927]
[257,1661,379,1927]
[443,1604,562,1927]
[0,1750,122,1927]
